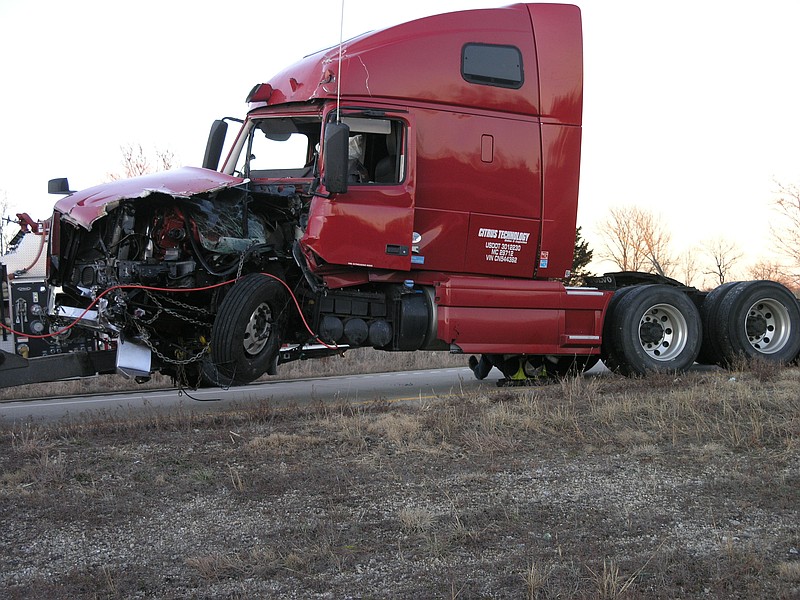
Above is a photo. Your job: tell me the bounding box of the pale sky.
[1,0,799,282]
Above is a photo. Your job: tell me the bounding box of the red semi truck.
[2,3,798,388]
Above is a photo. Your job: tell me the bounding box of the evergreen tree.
[569,226,594,285]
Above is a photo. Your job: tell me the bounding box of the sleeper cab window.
[341,117,405,185]
[461,43,524,89]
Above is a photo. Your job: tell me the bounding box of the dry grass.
[1,364,799,598]
[185,547,280,580]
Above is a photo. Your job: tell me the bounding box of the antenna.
[336,0,345,122]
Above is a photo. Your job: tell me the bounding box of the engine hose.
[182,214,241,277]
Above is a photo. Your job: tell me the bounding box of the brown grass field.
[1,353,799,598]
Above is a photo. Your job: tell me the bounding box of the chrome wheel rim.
[243,302,273,356]
[744,298,791,355]
[637,303,689,362]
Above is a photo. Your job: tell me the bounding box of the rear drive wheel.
[604,284,701,376]
[696,281,738,365]
[713,280,800,366]
[207,274,288,386]
[600,286,639,372]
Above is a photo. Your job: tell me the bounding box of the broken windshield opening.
[186,189,267,255]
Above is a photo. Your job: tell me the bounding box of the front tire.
[208,274,288,386]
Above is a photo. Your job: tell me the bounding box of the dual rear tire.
[603,281,800,376]
[697,280,800,366]
[602,285,702,376]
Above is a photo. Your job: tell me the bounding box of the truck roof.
[253,3,582,125]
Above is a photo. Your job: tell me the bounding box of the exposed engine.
[57,187,299,290]
[49,185,307,382]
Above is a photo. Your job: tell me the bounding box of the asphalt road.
[0,367,495,424]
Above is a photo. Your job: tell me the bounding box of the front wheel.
[207,274,288,386]
[603,284,702,376]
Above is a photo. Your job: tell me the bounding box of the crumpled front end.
[48,167,307,382]
[54,166,244,230]
[50,168,285,293]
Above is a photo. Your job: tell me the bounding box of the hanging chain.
[132,319,209,366]
[139,307,163,325]
[123,289,214,367]
[154,292,211,315]
[120,250,251,368]
[235,247,250,281]
[144,291,211,328]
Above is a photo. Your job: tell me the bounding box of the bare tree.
[749,259,797,290]
[771,181,800,276]
[599,206,645,271]
[676,249,701,287]
[0,191,11,256]
[599,206,675,276]
[639,210,675,276]
[107,144,177,181]
[703,237,742,286]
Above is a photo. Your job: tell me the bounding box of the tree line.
[591,187,800,291]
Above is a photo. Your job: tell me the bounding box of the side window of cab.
[341,117,404,185]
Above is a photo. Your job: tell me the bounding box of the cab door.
[302,111,415,272]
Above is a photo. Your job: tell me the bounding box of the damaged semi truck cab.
[30,3,800,388]
[211,3,596,360]
[232,2,583,284]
